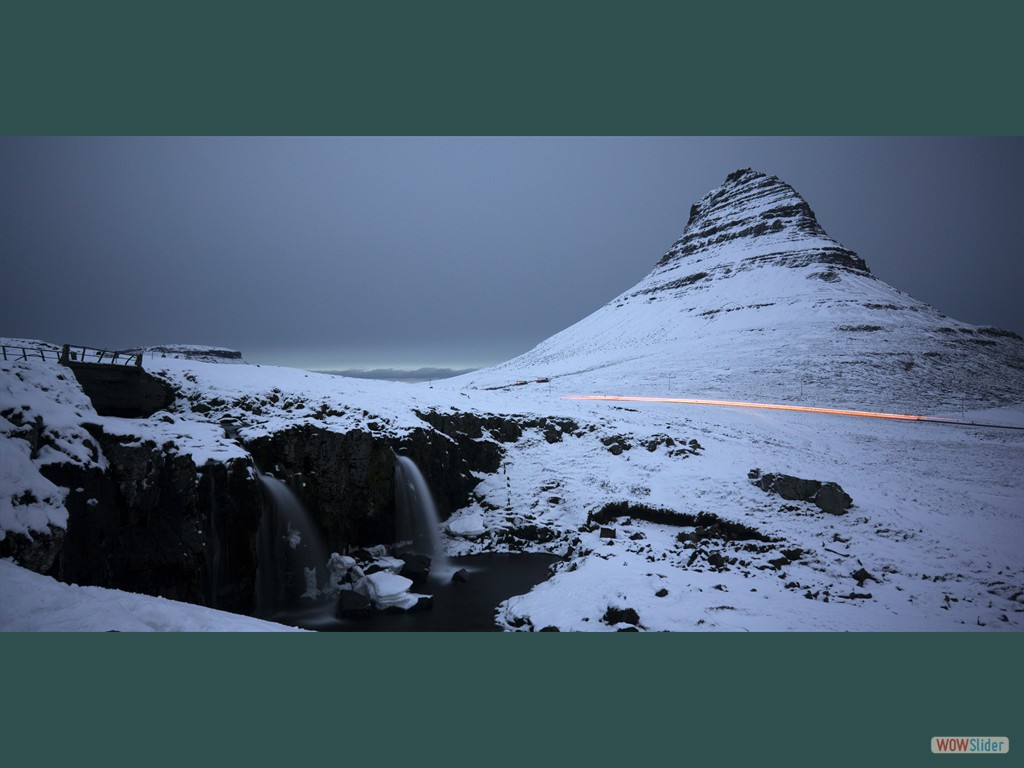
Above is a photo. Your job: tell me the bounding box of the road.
[561,395,1022,429]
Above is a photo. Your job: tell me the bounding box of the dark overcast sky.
[1,136,1021,371]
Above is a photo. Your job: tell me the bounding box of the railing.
[59,344,143,367]
[1,343,144,367]
[1,344,62,362]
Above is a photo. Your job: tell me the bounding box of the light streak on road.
[561,395,1023,429]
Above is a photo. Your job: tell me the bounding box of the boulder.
[603,606,640,626]
[399,553,432,584]
[336,589,372,619]
[752,471,852,515]
[851,567,879,587]
[814,482,853,515]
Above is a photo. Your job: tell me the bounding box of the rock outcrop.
[38,426,264,614]
[749,469,853,515]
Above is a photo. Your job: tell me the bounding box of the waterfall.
[255,471,330,617]
[394,455,453,580]
[203,471,222,609]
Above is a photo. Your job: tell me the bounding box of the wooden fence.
[0,343,142,367]
[60,344,143,367]
[1,344,62,362]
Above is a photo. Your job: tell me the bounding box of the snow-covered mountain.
[463,169,1024,412]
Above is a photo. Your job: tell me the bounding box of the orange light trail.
[561,395,956,424]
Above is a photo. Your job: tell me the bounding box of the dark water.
[268,553,561,632]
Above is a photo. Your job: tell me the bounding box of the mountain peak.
[657,169,870,278]
[467,168,1024,411]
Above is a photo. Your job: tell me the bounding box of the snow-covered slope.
[458,169,1024,412]
[0,559,304,631]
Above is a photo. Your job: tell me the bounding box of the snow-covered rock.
[447,513,486,538]
[354,571,422,611]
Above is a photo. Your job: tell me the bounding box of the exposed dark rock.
[808,270,840,282]
[656,170,871,277]
[600,435,631,455]
[399,553,432,585]
[336,590,372,618]
[409,594,434,612]
[603,606,640,626]
[632,271,709,296]
[247,412,507,552]
[655,588,669,597]
[142,345,244,363]
[814,483,853,515]
[592,502,690,527]
[519,416,580,443]
[851,567,879,587]
[497,524,558,545]
[0,524,66,575]
[979,326,1023,341]
[756,473,819,501]
[599,527,617,539]
[39,426,263,614]
[248,426,397,549]
[592,502,772,543]
[707,551,726,568]
[752,472,852,515]
[538,625,561,632]
[451,568,470,583]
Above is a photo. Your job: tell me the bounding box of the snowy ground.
[467,398,1023,631]
[0,558,304,632]
[2,344,1022,632]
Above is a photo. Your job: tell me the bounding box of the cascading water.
[203,472,222,609]
[255,471,330,617]
[394,455,453,580]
